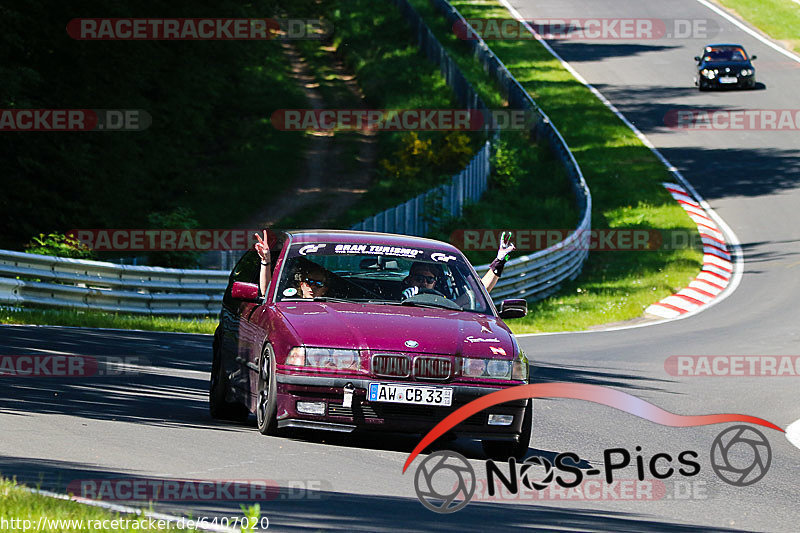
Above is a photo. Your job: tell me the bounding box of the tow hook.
[343,382,355,408]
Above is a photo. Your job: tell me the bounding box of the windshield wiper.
[400,300,462,311]
[311,297,361,304]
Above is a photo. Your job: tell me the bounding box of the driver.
[401,262,443,300]
[400,232,516,300]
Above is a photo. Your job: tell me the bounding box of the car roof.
[704,43,747,49]
[284,229,462,253]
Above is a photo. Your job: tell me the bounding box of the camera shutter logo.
[710,425,771,486]
[519,456,554,490]
[414,451,475,513]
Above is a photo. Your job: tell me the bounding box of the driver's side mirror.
[231,281,260,302]
[694,56,700,62]
[751,55,757,60]
[499,299,527,319]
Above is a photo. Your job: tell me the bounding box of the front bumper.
[274,374,528,440]
[698,75,755,89]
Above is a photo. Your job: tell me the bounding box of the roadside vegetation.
[0,308,216,334]
[1,0,307,252]
[717,0,800,53]
[285,0,489,229]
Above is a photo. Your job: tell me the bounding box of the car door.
[245,237,291,401]
[221,250,263,401]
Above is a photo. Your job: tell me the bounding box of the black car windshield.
[703,47,747,62]
[275,242,493,314]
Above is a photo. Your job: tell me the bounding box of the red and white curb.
[645,183,733,319]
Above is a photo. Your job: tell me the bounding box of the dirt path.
[246,42,376,230]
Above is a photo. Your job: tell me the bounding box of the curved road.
[2,0,799,531]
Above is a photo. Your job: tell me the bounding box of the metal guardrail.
[350,141,490,235]
[357,0,592,302]
[0,250,227,315]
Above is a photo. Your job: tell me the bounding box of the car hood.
[275,301,516,358]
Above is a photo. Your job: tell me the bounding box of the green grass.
[0,477,196,532]
[416,0,703,333]
[717,0,800,53]
[0,308,216,334]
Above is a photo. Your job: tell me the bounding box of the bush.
[145,207,200,268]
[379,131,478,191]
[24,232,95,259]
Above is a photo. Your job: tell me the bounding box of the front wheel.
[482,400,533,461]
[256,345,278,435]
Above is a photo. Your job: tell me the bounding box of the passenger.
[254,230,272,297]
[293,261,329,299]
[482,231,516,293]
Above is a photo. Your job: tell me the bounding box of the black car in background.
[694,44,757,90]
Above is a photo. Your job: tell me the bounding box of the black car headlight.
[701,68,716,79]
[740,69,753,76]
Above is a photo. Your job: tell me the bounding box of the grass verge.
[0,477,197,532]
[716,0,800,53]
[0,308,216,335]
[418,0,703,332]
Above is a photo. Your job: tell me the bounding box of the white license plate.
[368,382,453,406]
[719,76,738,84]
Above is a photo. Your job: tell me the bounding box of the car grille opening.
[413,357,452,381]
[327,400,485,425]
[372,354,411,378]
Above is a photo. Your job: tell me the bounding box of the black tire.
[482,400,533,461]
[256,345,278,435]
[209,335,250,422]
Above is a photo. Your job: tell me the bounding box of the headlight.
[701,69,716,79]
[461,352,528,381]
[740,69,753,76]
[286,347,360,371]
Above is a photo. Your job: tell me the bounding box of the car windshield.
[275,242,493,314]
[703,47,747,62]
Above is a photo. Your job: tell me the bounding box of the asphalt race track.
[2,0,799,530]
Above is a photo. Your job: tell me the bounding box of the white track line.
[25,487,241,532]
[695,0,800,64]
[786,418,800,450]
[498,0,744,337]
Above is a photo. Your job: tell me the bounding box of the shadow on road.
[0,325,241,432]
[0,455,741,532]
